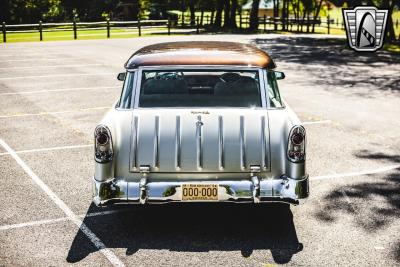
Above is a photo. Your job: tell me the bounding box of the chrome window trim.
[115,70,138,110]
[264,69,286,110]
[133,65,267,109]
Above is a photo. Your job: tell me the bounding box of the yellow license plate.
[181,184,218,201]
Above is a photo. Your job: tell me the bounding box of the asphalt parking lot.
[0,34,399,266]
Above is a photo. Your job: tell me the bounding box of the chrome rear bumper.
[92,175,309,206]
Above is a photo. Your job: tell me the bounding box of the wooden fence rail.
[2,15,396,42]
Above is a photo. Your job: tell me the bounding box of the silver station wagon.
[93,41,309,206]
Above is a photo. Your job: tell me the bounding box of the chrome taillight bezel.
[94,125,113,163]
[287,125,306,163]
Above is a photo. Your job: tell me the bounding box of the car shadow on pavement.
[66,203,302,264]
[252,37,400,94]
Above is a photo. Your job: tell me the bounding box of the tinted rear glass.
[138,70,261,108]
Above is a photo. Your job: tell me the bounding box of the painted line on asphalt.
[0,72,115,80]
[0,52,69,57]
[311,164,400,181]
[0,144,92,156]
[0,139,125,267]
[0,106,109,118]
[1,58,74,62]
[0,63,104,70]
[302,120,332,125]
[0,209,128,231]
[0,217,70,231]
[0,86,119,96]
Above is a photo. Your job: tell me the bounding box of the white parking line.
[302,120,332,125]
[0,86,119,96]
[0,209,127,231]
[1,58,73,62]
[311,164,400,181]
[0,64,104,70]
[0,106,109,118]
[0,217,70,231]
[0,139,125,267]
[0,72,115,80]
[0,53,69,57]
[0,144,92,156]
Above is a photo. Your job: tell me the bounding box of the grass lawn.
[1,27,182,43]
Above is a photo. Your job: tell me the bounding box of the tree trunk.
[214,0,224,28]
[273,0,279,30]
[229,0,238,28]
[300,9,306,32]
[387,3,396,42]
[249,0,260,31]
[281,0,287,30]
[286,0,290,30]
[223,0,230,28]
[312,0,323,33]
[189,0,196,26]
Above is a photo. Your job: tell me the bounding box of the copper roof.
[125,41,276,69]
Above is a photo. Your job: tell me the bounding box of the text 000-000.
[182,184,218,201]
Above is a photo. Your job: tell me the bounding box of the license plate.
[181,184,218,201]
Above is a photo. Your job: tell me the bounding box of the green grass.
[384,43,400,53]
[1,27,181,43]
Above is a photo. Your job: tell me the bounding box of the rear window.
[138,70,261,108]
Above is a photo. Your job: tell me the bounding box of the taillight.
[287,125,306,163]
[94,125,113,163]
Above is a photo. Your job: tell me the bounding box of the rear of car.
[92,42,309,206]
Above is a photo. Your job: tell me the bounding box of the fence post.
[181,13,185,27]
[39,21,43,41]
[73,19,77,39]
[327,15,330,34]
[107,19,110,38]
[138,17,141,36]
[196,17,199,34]
[167,19,171,35]
[2,22,5,43]
[239,13,242,29]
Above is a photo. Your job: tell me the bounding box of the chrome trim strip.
[175,115,181,170]
[218,116,224,170]
[240,116,246,170]
[196,115,203,170]
[258,68,267,109]
[131,65,262,71]
[130,116,138,170]
[154,116,160,168]
[261,116,267,170]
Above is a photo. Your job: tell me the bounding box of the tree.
[189,0,197,26]
[249,0,260,30]
[229,0,238,28]
[214,0,224,27]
